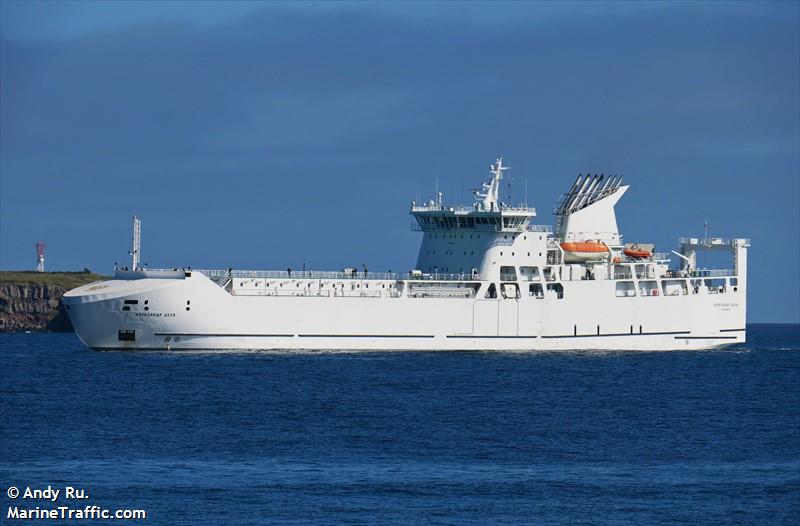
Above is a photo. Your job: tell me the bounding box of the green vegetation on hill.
[0,271,110,289]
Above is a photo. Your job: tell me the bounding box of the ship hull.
[64,273,746,352]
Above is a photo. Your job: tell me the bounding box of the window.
[118,330,135,341]
[124,299,138,305]
[615,281,636,297]
[546,283,564,299]
[501,283,520,299]
[485,283,497,299]
[519,266,540,281]
[529,283,544,298]
[704,278,726,294]
[639,280,659,297]
[500,266,517,281]
[661,280,688,296]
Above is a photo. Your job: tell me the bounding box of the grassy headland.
[0,270,110,289]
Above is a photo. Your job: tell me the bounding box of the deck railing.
[410,222,552,233]
[196,269,481,283]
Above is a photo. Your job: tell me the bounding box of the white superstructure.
[64,158,749,351]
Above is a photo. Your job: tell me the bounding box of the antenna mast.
[130,216,141,271]
[475,157,508,211]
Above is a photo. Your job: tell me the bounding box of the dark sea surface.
[1,324,798,525]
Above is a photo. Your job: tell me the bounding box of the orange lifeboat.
[623,243,653,259]
[560,241,609,262]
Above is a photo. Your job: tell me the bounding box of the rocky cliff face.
[0,282,74,332]
[0,272,108,332]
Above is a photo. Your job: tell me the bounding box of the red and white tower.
[35,241,46,272]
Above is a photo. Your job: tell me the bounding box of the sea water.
[1,324,798,525]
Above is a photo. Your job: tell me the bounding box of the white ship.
[64,158,749,351]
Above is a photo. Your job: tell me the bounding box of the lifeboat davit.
[623,243,654,259]
[560,241,609,262]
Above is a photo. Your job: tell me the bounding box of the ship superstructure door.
[498,283,519,336]
[472,283,519,336]
[473,299,498,335]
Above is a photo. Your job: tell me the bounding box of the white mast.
[130,216,141,271]
[476,157,508,211]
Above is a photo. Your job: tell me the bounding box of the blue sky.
[1,1,798,322]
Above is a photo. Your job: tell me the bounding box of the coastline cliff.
[0,271,108,332]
